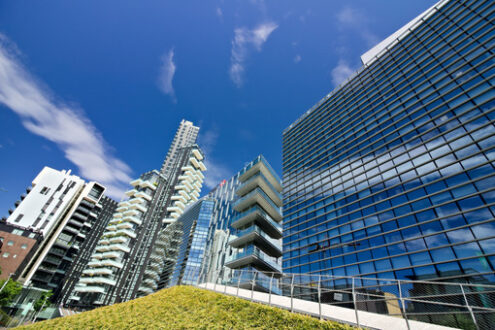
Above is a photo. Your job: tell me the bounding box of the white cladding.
[7,167,85,235]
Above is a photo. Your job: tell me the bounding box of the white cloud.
[216,7,223,19]
[158,48,177,103]
[0,34,132,199]
[198,128,232,189]
[229,22,278,87]
[331,60,355,87]
[336,6,379,48]
[294,55,301,63]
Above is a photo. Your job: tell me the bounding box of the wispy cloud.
[294,55,301,63]
[336,6,379,48]
[158,48,177,103]
[216,7,223,19]
[0,34,132,199]
[330,60,355,87]
[229,22,278,87]
[198,128,231,189]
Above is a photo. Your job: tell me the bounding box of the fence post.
[251,272,257,301]
[352,277,360,328]
[214,269,220,292]
[224,269,229,294]
[397,280,410,330]
[269,273,274,306]
[290,274,295,313]
[318,275,322,320]
[460,284,479,330]
[237,269,244,297]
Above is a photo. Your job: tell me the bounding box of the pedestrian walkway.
[198,282,458,330]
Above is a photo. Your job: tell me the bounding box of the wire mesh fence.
[193,267,495,329]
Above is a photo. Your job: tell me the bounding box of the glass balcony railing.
[238,155,282,185]
[231,225,282,252]
[231,205,282,233]
[227,244,282,273]
[233,187,282,216]
[237,172,282,202]
[229,267,282,294]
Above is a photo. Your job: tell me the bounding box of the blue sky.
[0,0,436,212]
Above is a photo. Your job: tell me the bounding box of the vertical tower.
[69,120,206,308]
[226,156,283,290]
[160,119,200,179]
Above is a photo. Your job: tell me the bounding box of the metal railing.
[189,268,495,330]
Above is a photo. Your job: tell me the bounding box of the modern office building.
[282,0,495,285]
[69,120,206,308]
[3,166,110,303]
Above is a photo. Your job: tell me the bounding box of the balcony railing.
[225,244,282,273]
[238,155,281,186]
[229,225,282,256]
[233,188,282,221]
[236,172,282,204]
[231,205,282,237]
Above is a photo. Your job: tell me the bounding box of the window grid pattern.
[282,0,495,283]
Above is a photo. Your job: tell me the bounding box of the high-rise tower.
[160,119,199,178]
[282,0,495,285]
[69,120,206,309]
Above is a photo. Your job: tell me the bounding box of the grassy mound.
[18,286,353,329]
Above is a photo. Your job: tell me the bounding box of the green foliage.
[18,286,354,329]
[0,279,22,307]
[33,290,53,312]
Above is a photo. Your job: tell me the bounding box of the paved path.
[198,282,458,330]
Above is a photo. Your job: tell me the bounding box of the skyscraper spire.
[160,119,199,178]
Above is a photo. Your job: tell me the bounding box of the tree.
[34,290,53,312]
[0,279,22,307]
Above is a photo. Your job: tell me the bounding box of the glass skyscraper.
[282,0,495,285]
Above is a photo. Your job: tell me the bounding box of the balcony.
[233,188,282,221]
[236,172,282,206]
[130,179,143,187]
[109,236,128,244]
[122,215,142,225]
[125,189,137,197]
[115,229,137,238]
[135,191,152,201]
[138,286,154,294]
[229,225,282,257]
[129,197,146,205]
[123,209,139,217]
[225,245,282,274]
[230,205,282,238]
[144,269,160,281]
[83,267,113,276]
[116,222,133,230]
[238,156,282,192]
[129,204,147,213]
[88,259,123,268]
[80,277,116,286]
[171,194,187,204]
[74,285,105,294]
[140,180,157,190]
[192,148,203,160]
